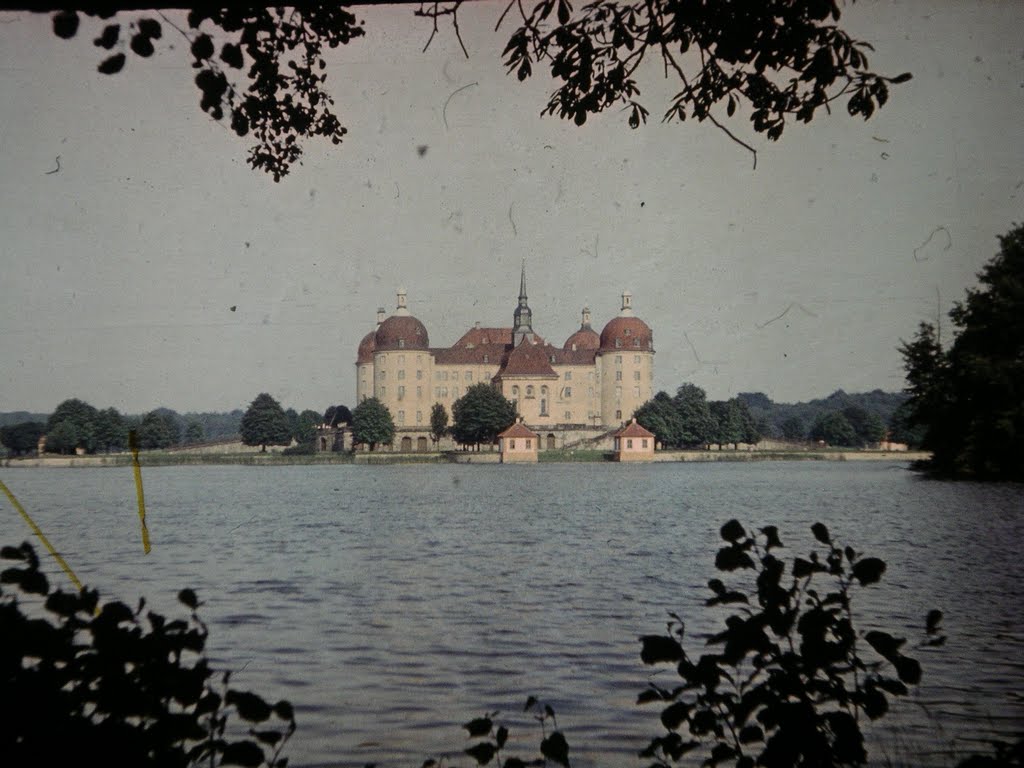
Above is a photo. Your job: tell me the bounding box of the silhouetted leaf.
[926,609,943,633]
[227,690,272,722]
[894,654,922,685]
[137,18,162,39]
[863,687,888,719]
[274,699,294,721]
[811,522,831,544]
[640,634,682,664]
[221,740,265,767]
[523,695,537,711]
[53,11,79,39]
[464,717,492,738]
[716,545,755,571]
[874,677,908,696]
[660,701,690,730]
[191,33,214,61]
[465,742,496,765]
[739,724,764,743]
[852,557,886,586]
[495,725,508,749]
[221,43,244,69]
[792,557,814,578]
[98,53,126,75]
[131,33,155,58]
[720,519,746,542]
[93,24,119,49]
[890,72,913,83]
[178,588,199,609]
[864,630,904,661]
[760,526,783,549]
[541,731,570,767]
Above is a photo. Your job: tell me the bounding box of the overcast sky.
[1,1,1022,416]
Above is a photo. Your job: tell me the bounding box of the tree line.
[0,396,337,456]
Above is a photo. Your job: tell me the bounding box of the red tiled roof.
[498,422,539,439]
[374,315,429,351]
[599,316,653,352]
[564,326,600,351]
[614,420,655,438]
[496,340,558,378]
[357,330,376,363]
[431,343,508,366]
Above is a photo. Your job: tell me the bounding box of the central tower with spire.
[512,260,535,346]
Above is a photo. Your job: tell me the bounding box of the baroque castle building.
[355,267,654,450]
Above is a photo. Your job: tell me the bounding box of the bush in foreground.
[0,542,294,767]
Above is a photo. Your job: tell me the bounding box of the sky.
[1,1,1022,416]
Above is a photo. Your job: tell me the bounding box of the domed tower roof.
[356,307,386,363]
[564,307,600,351]
[599,291,653,352]
[374,289,430,351]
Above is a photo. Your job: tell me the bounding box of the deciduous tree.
[451,383,516,449]
[0,421,45,456]
[810,410,858,447]
[430,402,449,446]
[351,396,395,451]
[900,223,1024,479]
[46,398,99,454]
[240,392,292,452]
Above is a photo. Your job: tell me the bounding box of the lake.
[2,461,1022,767]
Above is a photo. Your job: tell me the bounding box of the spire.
[395,287,409,316]
[581,306,592,328]
[513,261,534,346]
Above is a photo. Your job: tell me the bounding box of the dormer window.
[398,339,405,349]
[624,328,631,336]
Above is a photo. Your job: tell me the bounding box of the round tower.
[598,291,654,426]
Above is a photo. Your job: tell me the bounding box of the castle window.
[541,386,548,396]
[634,370,641,381]
[627,438,633,448]
[615,355,622,364]
[510,439,516,449]
[398,369,405,380]
[634,339,641,348]
[634,355,641,364]
[417,386,422,398]
[512,386,520,397]
[465,371,472,381]
[526,386,534,398]
[452,371,459,381]
[550,354,556,363]
[642,438,649,448]
[379,370,386,380]
[615,386,622,401]
[398,386,405,400]
[564,410,571,420]
[624,328,631,336]
[417,369,423,379]
[616,409,622,420]
[615,338,621,348]
[416,411,423,424]
[634,387,641,398]
[540,399,547,416]
[380,386,387,397]
[525,439,531,449]
[397,410,405,424]
[399,339,405,348]
[483,354,489,363]
[565,371,572,380]
[616,370,622,381]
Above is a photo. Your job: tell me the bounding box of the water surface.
[3,462,1021,766]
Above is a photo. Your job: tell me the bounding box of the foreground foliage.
[637,520,943,768]
[0,542,295,767]
[46,1,910,180]
[900,223,1024,480]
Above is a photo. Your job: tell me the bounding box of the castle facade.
[355,267,654,450]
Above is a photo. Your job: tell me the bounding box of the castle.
[353,266,654,451]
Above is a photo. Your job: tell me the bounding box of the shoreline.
[2,449,932,468]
